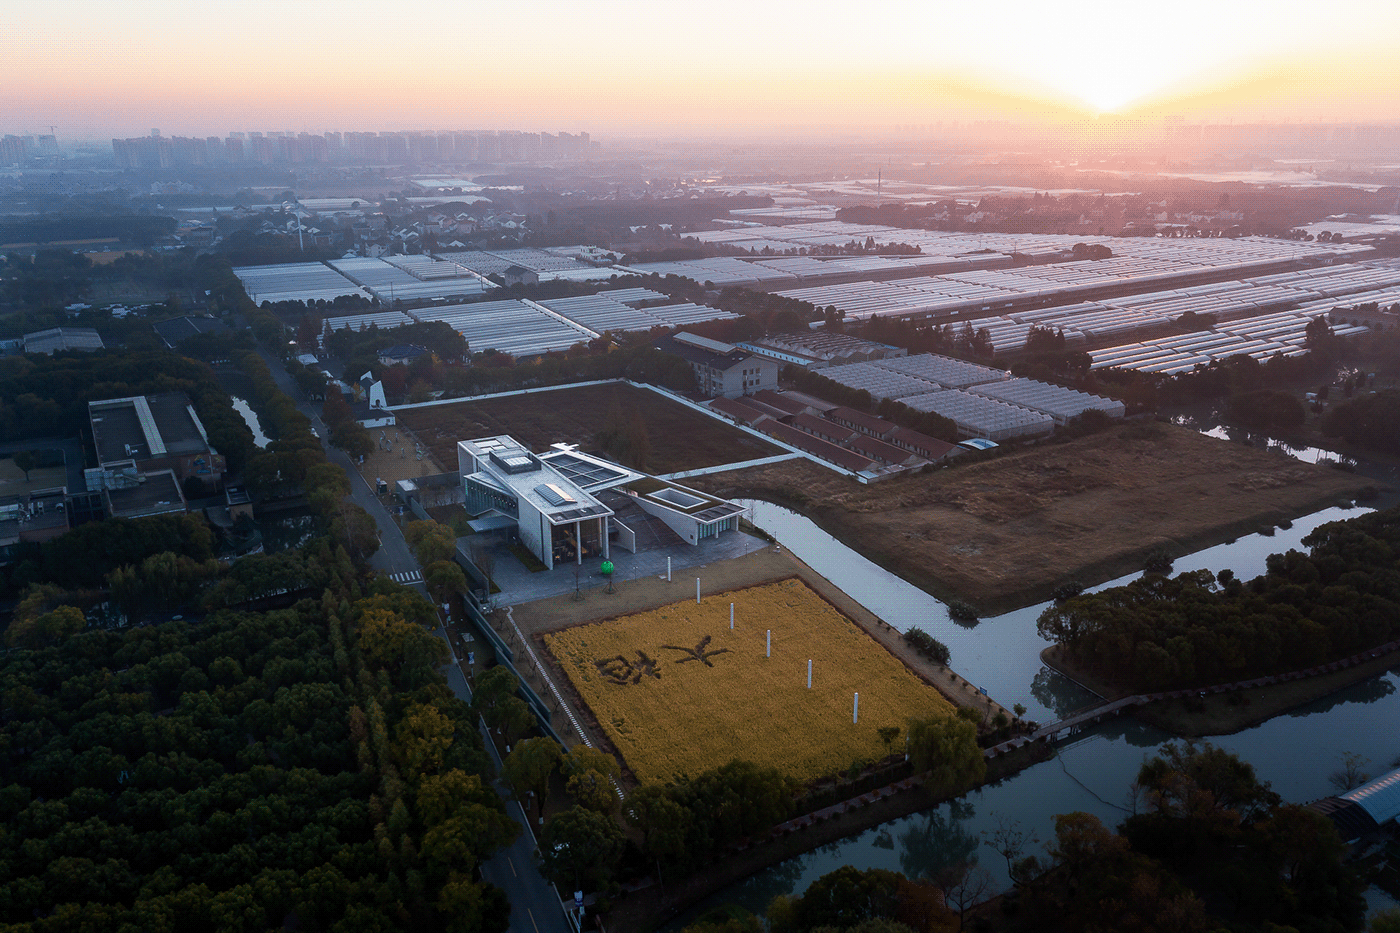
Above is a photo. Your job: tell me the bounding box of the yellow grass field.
[543,578,955,784]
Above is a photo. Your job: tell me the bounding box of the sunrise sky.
[6,0,1400,140]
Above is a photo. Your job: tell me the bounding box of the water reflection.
[231,396,272,448]
[1031,667,1093,720]
[1285,667,1398,718]
[898,800,979,880]
[1170,413,1357,467]
[258,512,315,553]
[721,854,808,915]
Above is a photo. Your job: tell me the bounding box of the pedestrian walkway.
[388,569,422,585]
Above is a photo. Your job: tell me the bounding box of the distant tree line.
[0,215,176,249]
[1322,388,1400,454]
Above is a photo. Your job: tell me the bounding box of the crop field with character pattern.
[543,578,955,784]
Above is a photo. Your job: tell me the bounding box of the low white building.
[457,436,747,569]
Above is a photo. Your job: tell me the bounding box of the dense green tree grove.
[0,585,513,933]
[0,349,254,468]
[617,760,798,885]
[681,746,1363,933]
[1323,388,1400,454]
[1010,743,1365,932]
[1039,506,1400,690]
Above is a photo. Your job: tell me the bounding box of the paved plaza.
[484,525,769,607]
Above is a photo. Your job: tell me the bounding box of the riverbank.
[603,738,1053,933]
[690,421,1372,616]
[1043,643,1400,737]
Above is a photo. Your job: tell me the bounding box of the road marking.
[527,908,539,933]
[389,570,422,584]
[507,856,517,877]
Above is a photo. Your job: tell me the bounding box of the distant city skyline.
[7,0,1400,140]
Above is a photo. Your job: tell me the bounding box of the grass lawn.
[542,578,954,784]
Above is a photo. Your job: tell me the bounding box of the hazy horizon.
[7,0,1400,142]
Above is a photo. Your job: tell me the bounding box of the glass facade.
[465,478,518,518]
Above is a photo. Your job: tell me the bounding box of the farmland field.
[689,420,1369,614]
[542,578,954,784]
[397,382,782,475]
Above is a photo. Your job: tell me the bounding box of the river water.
[231,396,271,448]
[672,498,1400,922]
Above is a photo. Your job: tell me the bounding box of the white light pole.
[807,659,812,689]
[853,692,859,724]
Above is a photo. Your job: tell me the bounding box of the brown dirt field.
[687,420,1375,615]
[396,382,781,475]
[352,427,446,488]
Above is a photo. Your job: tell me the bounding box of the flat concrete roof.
[461,435,611,525]
[89,393,210,466]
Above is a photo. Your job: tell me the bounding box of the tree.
[563,746,621,812]
[330,420,375,459]
[933,863,994,929]
[501,737,563,820]
[424,560,468,605]
[1052,811,1129,887]
[404,520,459,566]
[1330,751,1371,793]
[795,866,902,928]
[330,504,380,564]
[536,806,626,890]
[906,716,985,795]
[11,449,35,481]
[491,696,535,748]
[395,702,456,774]
[877,726,901,757]
[984,816,1038,887]
[474,666,520,714]
[321,391,353,427]
[6,603,84,647]
[624,784,693,884]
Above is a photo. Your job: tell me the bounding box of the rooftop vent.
[536,483,577,507]
[489,449,539,474]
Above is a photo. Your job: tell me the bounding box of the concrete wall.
[517,498,551,569]
[611,518,637,553]
[634,495,700,545]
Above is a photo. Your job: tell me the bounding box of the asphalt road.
[257,347,572,933]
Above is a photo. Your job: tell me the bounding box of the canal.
[671,498,1400,922]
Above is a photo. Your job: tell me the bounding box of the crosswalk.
[388,569,422,585]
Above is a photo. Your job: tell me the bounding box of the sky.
[6,0,1400,140]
